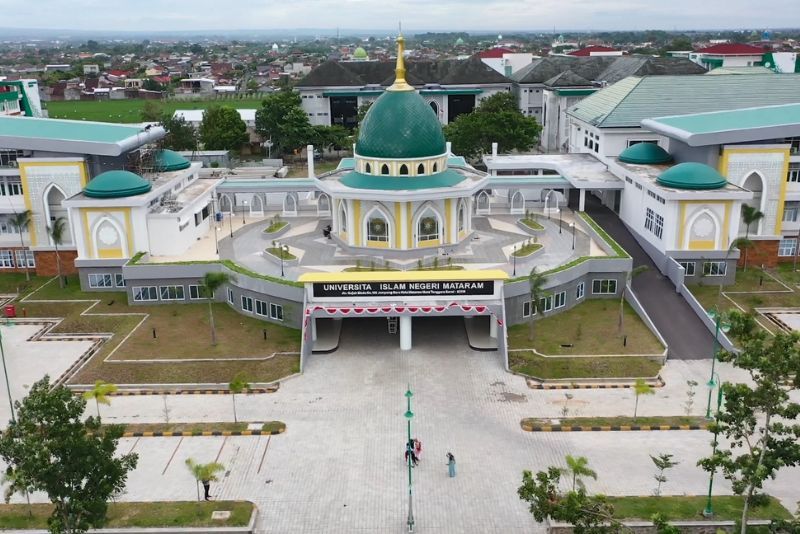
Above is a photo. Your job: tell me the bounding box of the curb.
[525,376,665,390]
[106,386,280,396]
[521,423,705,432]
[122,428,285,437]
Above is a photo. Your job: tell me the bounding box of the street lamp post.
[512,245,517,276]
[242,200,248,226]
[570,223,575,250]
[703,374,723,517]
[404,387,415,532]
[0,329,15,422]
[275,241,289,277]
[559,209,562,234]
[705,308,729,419]
[228,208,234,238]
[211,196,219,255]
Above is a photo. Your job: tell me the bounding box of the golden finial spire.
[388,32,413,92]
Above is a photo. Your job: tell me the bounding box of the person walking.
[202,478,212,501]
[414,438,422,461]
[446,452,456,478]
[405,441,418,467]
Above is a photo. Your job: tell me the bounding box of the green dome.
[455,37,465,45]
[657,162,727,190]
[353,47,368,59]
[154,149,191,172]
[356,90,446,159]
[619,143,673,164]
[84,170,152,198]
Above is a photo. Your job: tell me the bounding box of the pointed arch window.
[432,162,438,173]
[458,200,466,233]
[417,206,442,243]
[417,163,425,175]
[381,164,390,175]
[399,164,409,175]
[365,162,372,174]
[338,201,348,234]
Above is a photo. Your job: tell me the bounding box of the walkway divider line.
[257,435,271,474]
[162,436,184,475]
[215,436,228,463]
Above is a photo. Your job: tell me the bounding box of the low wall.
[677,280,738,353]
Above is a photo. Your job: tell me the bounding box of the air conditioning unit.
[9,161,18,168]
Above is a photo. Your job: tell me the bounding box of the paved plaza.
[2,318,799,533]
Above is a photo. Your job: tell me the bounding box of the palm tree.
[9,210,32,282]
[228,373,249,423]
[185,458,225,501]
[740,205,764,271]
[200,271,234,346]
[633,378,655,421]
[619,265,648,335]
[82,380,118,417]
[564,454,597,492]
[47,216,67,288]
[527,267,548,342]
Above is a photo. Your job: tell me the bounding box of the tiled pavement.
[3,318,799,533]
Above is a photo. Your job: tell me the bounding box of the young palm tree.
[564,454,597,492]
[619,265,648,335]
[9,210,32,282]
[718,238,752,303]
[201,271,234,346]
[228,373,249,423]
[740,205,764,271]
[185,458,225,501]
[82,380,118,417]
[633,378,655,421]
[47,216,67,288]
[527,267,548,342]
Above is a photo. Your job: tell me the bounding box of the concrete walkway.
[585,197,715,360]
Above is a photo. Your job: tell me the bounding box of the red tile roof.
[568,45,619,56]
[478,47,514,59]
[696,43,765,55]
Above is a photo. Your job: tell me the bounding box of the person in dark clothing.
[202,479,212,500]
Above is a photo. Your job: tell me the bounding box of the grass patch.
[607,495,791,522]
[343,266,399,272]
[24,275,87,300]
[509,352,662,379]
[265,247,296,260]
[19,284,301,385]
[0,501,254,529]
[520,217,544,230]
[263,221,288,233]
[0,273,47,295]
[120,421,285,434]
[412,265,465,271]
[578,212,630,258]
[508,300,664,355]
[513,243,543,257]
[287,160,339,177]
[47,98,268,123]
[523,416,706,427]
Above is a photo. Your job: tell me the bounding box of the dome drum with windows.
[315,35,489,252]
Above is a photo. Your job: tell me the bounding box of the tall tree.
[200,271,233,346]
[254,91,312,155]
[199,106,248,151]
[444,92,541,160]
[48,217,67,289]
[9,210,32,282]
[0,377,138,534]
[527,267,548,342]
[698,310,800,534]
[740,205,764,271]
[159,114,198,151]
[82,380,118,418]
[564,455,597,492]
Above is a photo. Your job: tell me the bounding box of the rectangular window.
[635,183,643,190]
[554,291,566,309]
[241,295,253,312]
[255,299,268,317]
[88,273,112,288]
[539,295,553,313]
[522,300,531,318]
[654,213,664,239]
[625,177,633,184]
[159,285,185,300]
[6,182,22,196]
[133,286,158,301]
[0,250,13,268]
[114,273,125,287]
[189,285,203,299]
[779,238,798,257]
[592,279,617,294]
[702,261,727,277]
[678,261,696,276]
[644,207,655,232]
[576,282,585,300]
[227,288,234,304]
[627,139,658,147]
[788,168,800,183]
[783,201,800,222]
[270,303,284,321]
[14,250,35,268]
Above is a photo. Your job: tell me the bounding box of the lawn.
[120,421,285,434]
[17,277,301,385]
[0,273,45,295]
[0,501,254,529]
[607,495,791,522]
[46,98,268,123]
[265,247,297,260]
[520,217,544,230]
[507,300,664,355]
[522,416,707,428]
[513,243,542,257]
[287,160,339,177]
[509,352,662,379]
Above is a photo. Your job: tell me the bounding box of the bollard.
[153,328,157,339]
[623,335,627,347]
[263,329,267,340]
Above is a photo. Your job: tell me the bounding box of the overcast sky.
[0,0,797,33]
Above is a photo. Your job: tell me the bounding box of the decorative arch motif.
[740,171,766,235]
[430,101,439,116]
[510,190,525,214]
[283,192,298,216]
[414,203,444,246]
[338,200,348,234]
[476,190,490,214]
[218,193,233,214]
[42,183,70,245]
[457,198,467,234]
[363,204,393,246]
[317,193,331,214]
[91,215,127,258]
[250,194,264,215]
[432,162,438,173]
[685,208,721,250]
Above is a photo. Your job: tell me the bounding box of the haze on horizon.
[0,0,797,33]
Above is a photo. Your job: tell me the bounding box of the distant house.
[478,48,535,77]
[83,64,100,75]
[567,46,623,57]
[689,43,766,70]
[177,78,214,96]
[45,64,72,73]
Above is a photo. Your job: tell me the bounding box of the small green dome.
[154,149,191,172]
[455,37,464,45]
[356,90,446,159]
[84,170,152,198]
[353,47,368,59]
[619,143,673,164]
[657,162,727,190]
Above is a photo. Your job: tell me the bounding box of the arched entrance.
[250,194,264,216]
[283,193,298,216]
[218,194,233,215]
[509,190,524,214]
[476,190,491,215]
[43,184,70,245]
[318,193,331,216]
[741,172,765,235]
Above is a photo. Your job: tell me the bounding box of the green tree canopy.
[444,92,541,161]
[0,377,138,534]
[159,113,198,151]
[254,91,313,155]
[199,106,248,151]
[139,100,163,122]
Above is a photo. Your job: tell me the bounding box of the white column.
[579,189,586,212]
[492,142,498,156]
[489,316,497,339]
[311,317,317,341]
[399,315,412,350]
[446,141,452,155]
[307,144,315,177]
